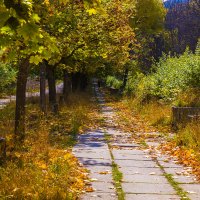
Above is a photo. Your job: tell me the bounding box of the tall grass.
[176,120,200,151]
[127,98,172,132]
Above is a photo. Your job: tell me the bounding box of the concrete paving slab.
[173,175,197,184]
[158,160,184,168]
[81,192,117,200]
[146,142,160,147]
[111,143,140,148]
[164,167,187,175]
[85,165,112,173]
[180,184,200,199]
[184,194,200,200]
[120,167,163,175]
[74,142,108,148]
[77,158,112,166]
[73,148,110,154]
[112,149,146,156]
[113,153,152,161]
[106,128,124,136]
[102,107,113,112]
[122,182,176,194]
[122,174,169,184]
[115,159,157,168]
[89,182,116,193]
[89,172,113,182]
[157,155,172,161]
[126,194,180,200]
[75,152,111,160]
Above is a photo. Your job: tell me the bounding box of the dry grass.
[175,88,200,107]
[0,91,101,199]
[176,120,200,151]
[130,99,172,132]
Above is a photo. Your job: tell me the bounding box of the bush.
[127,45,200,102]
[125,72,144,95]
[106,75,123,89]
[0,63,17,94]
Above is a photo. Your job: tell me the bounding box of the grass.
[104,132,125,200]
[176,120,200,152]
[164,173,190,200]
[0,90,101,199]
[111,161,125,200]
[156,163,190,200]
[127,99,172,132]
[174,88,200,107]
[139,139,148,147]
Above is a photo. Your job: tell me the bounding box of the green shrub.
[127,45,200,102]
[125,72,144,95]
[106,75,123,89]
[0,63,17,94]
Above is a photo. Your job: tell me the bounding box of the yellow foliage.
[86,8,97,15]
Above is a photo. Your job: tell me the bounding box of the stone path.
[73,81,200,200]
[0,83,63,109]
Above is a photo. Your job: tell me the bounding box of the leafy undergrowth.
[0,92,101,199]
[103,89,200,181]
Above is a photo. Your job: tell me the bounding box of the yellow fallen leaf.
[99,171,111,174]
[85,187,95,192]
[40,163,47,170]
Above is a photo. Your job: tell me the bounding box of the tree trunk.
[46,64,58,114]
[63,70,71,102]
[71,72,80,92]
[40,61,46,113]
[71,72,88,92]
[0,137,6,165]
[15,58,29,142]
[80,73,88,91]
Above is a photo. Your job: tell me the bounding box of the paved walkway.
[0,83,63,109]
[73,82,200,200]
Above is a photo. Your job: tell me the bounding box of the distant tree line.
[165,0,200,54]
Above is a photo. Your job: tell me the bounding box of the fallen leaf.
[187,191,197,194]
[90,178,98,181]
[99,171,111,174]
[85,187,95,192]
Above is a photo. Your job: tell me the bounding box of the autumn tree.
[0,0,136,142]
[0,0,59,141]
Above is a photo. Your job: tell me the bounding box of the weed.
[104,133,112,142]
[164,173,190,200]
[105,133,125,200]
[112,161,125,200]
[139,139,148,147]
